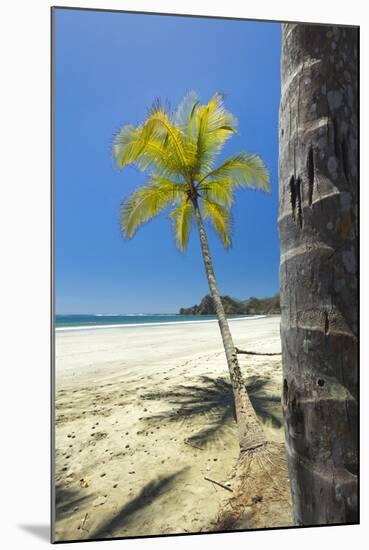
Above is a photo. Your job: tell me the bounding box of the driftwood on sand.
[204,476,233,492]
[235,348,281,356]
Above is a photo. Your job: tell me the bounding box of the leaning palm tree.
[113,92,270,452]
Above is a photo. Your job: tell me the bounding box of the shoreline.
[55,314,267,332]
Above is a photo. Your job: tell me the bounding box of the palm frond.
[175,90,199,134]
[198,179,236,208]
[202,199,233,248]
[113,124,183,178]
[195,93,238,176]
[199,152,270,191]
[143,100,192,174]
[169,201,194,251]
[174,91,200,171]
[121,178,185,238]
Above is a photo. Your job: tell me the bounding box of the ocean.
[55,313,264,331]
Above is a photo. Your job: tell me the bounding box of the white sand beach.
[54,315,290,541]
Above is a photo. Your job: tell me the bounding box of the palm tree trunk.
[192,198,266,452]
[279,23,358,524]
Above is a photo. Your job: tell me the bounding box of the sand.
[54,315,289,541]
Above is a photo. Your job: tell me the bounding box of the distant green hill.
[179,294,280,315]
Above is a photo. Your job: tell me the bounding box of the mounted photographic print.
[52,7,359,543]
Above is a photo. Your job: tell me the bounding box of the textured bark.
[192,199,266,452]
[279,24,358,525]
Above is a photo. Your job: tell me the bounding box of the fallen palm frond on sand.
[216,441,293,530]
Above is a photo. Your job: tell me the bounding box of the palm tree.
[113,92,270,452]
[279,24,358,524]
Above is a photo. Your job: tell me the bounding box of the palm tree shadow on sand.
[55,483,95,521]
[142,375,282,448]
[92,468,189,539]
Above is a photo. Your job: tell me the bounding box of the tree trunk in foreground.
[193,199,266,452]
[279,23,358,525]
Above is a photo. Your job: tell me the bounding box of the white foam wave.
[55,315,267,332]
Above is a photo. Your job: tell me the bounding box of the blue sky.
[54,9,281,314]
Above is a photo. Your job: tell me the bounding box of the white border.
[1,1,367,549]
